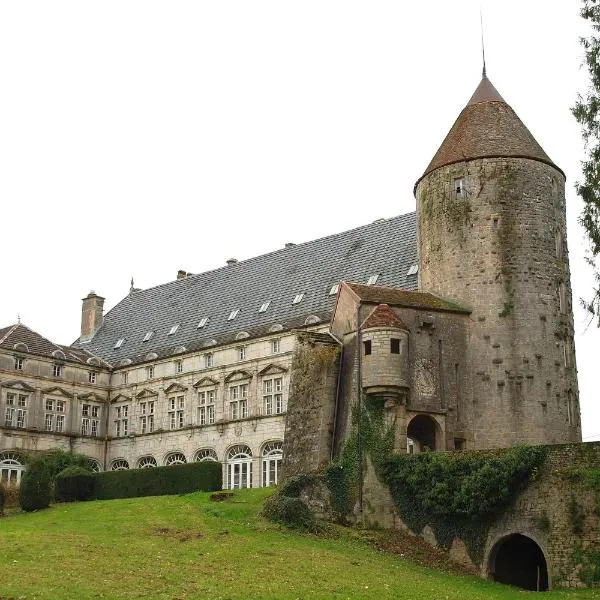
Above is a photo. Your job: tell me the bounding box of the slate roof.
[0,323,102,365]
[345,282,470,314]
[361,304,409,330]
[74,213,418,366]
[415,75,562,188]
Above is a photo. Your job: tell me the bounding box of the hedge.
[0,483,5,515]
[19,460,51,512]
[55,466,95,502]
[89,461,222,500]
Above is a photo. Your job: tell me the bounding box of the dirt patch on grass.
[151,527,204,542]
[210,492,234,502]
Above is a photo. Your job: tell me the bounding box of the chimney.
[226,258,238,266]
[80,291,105,342]
[177,270,187,280]
[285,242,296,248]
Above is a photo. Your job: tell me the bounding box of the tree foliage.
[19,460,51,512]
[573,0,600,320]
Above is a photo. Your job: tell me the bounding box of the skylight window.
[292,293,304,305]
[143,331,154,342]
[197,317,209,329]
[407,265,418,276]
[168,324,179,335]
[367,274,379,285]
[259,301,271,313]
[329,283,339,296]
[228,309,240,321]
[114,338,125,349]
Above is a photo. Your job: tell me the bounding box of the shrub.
[262,495,315,529]
[55,466,95,502]
[33,449,94,480]
[0,482,5,515]
[90,461,222,500]
[19,460,51,512]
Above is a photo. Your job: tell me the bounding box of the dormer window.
[454,177,465,198]
[228,309,240,321]
[367,274,379,286]
[168,324,179,335]
[197,317,209,329]
[407,264,418,276]
[329,284,339,296]
[114,338,125,349]
[259,302,271,313]
[143,331,154,342]
[292,294,304,305]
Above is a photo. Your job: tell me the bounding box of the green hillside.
[0,489,595,599]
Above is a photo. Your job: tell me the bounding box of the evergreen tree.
[573,0,600,320]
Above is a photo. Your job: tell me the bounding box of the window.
[238,347,246,361]
[227,445,252,489]
[292,293,304,304]
[14,357,23,370]
[454,177,465,198]
[175,360,183,374]
[168,324,179,335]
[111,459,129,471]
[366,274,379,285]
[143,331,154,342]
[139,400,155,434]
[407,264,418,276]
[168,395,185,430]
[53,364,63,378]
[45,398,66,433]
[259,301,270,313]
[114,338,125,349]
[82,402,100,436]
[198,390,216,425]
[114,405,128,437]
[391,339,401,354]
[228,309,240,321]
[229,384,248,420]
[329,283,339,296]
[165,452,187,466]
[5,393,27,428]
[204,353,213,368]
[122,371,129,384]
[364,340,372,355]
[89,371,97,384]
[270,339,281,354]
[146,365,154,379]
[138,456,157,468]
[0,451,25,487]
[263,377,284,415]
[262,441,283,487]
[195,448,218,462]
[197,317,209,329]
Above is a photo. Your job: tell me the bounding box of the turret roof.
[415,75,563,189]
[361,303,409,331]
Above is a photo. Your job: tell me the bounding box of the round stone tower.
[414,73,581,448]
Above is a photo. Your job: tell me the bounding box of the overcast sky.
[1,1,598,440]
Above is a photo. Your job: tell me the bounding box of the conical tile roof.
[415,75,562,188]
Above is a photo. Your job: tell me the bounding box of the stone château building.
[0,71,581,490]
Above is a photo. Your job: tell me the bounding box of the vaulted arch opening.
[489,534,548,591]
[406,414,438,453]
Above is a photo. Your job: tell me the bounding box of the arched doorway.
[489,534,548,591]
[227,445,252,489]
[261,441,283,487]
[0,451,25,487]
[406,414,438,453]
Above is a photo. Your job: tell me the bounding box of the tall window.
[175,360,183,374]
[44,398,66,433]
[114,405,129,437]
[139,401,155,434]
[205,353,214,368]
[270,339,281,354]
[262,441,283,487]
[263,377,284,415]
[89,371,97,384]
[14,357,23,371]
[53,364,63,378]
[229,384,248,420]
[82,404,100,437]
[168,395,185,430]
[5,393,28,428]
[122,371,129,385]
[146,365,154,379]
[198,390,216,425]
[227,445,252,489]
[238,347,246,361]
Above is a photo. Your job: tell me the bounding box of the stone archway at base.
[489,534,548,591]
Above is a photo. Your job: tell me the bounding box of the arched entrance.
[0,451,25,487]
[406,414,438,453]
[489,534,548,591]
[227,445,252,489]
[261,441,283,487]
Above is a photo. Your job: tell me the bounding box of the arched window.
[165,452,187,466]
[137,456,157,469]
[194,448,218,462]
[0,451,25,487]
[110,459,129,471]
[88,459,101,473]
[261,441,283,487]
[227,445,252,490]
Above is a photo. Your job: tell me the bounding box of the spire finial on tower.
[480,7,487,78]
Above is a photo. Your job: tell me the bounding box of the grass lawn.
[0,488,596,600]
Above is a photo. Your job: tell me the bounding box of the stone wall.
[416,157,580,448]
